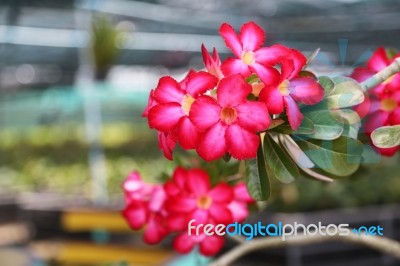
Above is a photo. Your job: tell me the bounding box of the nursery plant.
[122,21,400,264]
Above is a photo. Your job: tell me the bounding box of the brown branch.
[211,234,400,266]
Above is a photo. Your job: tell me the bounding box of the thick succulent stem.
[210,234,400,266]
[361,57,400,91]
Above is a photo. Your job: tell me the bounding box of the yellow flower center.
[241,51,255,65]
[197,195,212,209]
[181,94,195,115]
[278,80,290,96]
[381,98,397,112]
[220,107,238,125]
[383,74,395,85]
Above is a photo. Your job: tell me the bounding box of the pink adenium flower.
[219,21,288,86]
[190,74,270,161]
[122,172,168,244]
[173,231,224,257]
[201,44,224,80]
[228,182,255,222]
[259,49,324,130]
[147,71,218,154]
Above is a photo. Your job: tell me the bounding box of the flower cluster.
[122,168,254,256]
[351,47,400,156]
[143,21,324,161]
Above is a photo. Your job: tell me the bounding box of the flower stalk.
[361,57,400,91]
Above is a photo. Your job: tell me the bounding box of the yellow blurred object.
[62,209,131,232]
[31,241,172,266]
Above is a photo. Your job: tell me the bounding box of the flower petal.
[226,124,260,160]
[254,44,289,65]
[154,76,185,103]
[233,182,254,203]
[219,23,242,57]
[166,214,188,232]
[259,87,285,114]
[166,197,197,213]
[228,201,249,222]
[186,71,218,97]
[178,117,201,149]
[209,183,234,203]
[191,209,209,225]
[217,74,252,107]
[289,77,324,105]
[364,110,389,134]
[284,96,304,130]
[239,21,265,51]
[209,205,233,224]
[197,122,228,161]
[186,168,211,196]
[375,146,399,157]
[173,233,196,254]
[288,49,307,78]
[157,131,176,160]
[249,63,280,87]
[123,201,148,230]
[148,103,184,132]
[367,47,390,72]
[236,101,270,132]
[143,214,168,244]
[220,58,251,77]
[350,67,375,83]
[189,96,221,131]
[199,235,224,257]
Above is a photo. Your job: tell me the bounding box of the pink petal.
[236,101,270,132]
[226,124,260,160]
[364,110,389,133]
[254,44,289,65]
[220,58,251,77]
[199,235,224,256]
[186,168,211,196]
[375,146,399,157]
[284,96,304,130]
[239,21,265,52]
[148,186,166,212]
[189,96,221,131]
[157,131,176,160]
[178,117,201,149]
[386,74,400,93]
[148,103,184,132]
[166,197,196,213]
[197,122,228,161]
[143,214,167,244]
[228,201,249,222]
[289,77,324,105]
[389,108,400,125]
[142,89,157,117]
[173,233,196,254]
[209,205,233,224]
[217,74,252,107]
[173,167,188,189]
[288,49,307,78]
[249,63,280,87]
[123,202,148,230]
[213,47,221,65]
[219,23,242,57]
[166,214,187,232]
[201,45,223,79]
[259,87,285,114]
[350,67,375,83]
[209,183,234,203]
[186,71,218,97]
[154,76,185,103]
[201,44,213,70]
[280,58,295,81]
[191,209,209,225]
[233,182,255,203]
[367,47,390,72]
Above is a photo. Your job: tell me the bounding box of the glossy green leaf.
[271,116,315,135]
[327,77,364,109]
[294,135,363,176]
[371,125,400,148]
[245,143,270,201]
[318,76,335,95]
[264,134,299,183]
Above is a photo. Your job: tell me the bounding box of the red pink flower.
[190,74,270,161]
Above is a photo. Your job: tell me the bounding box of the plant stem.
[211,234,400,266]
[361,57,400,91]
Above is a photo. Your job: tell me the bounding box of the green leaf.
[294,135,363,177]
[245,143,270,201]
[304,47,320,68]
[318,76,335,95]
[302,103,344,140]
[327,77,364,109]
[264,134,299,183]
[272,116,315,135]
[371,125,400,148]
